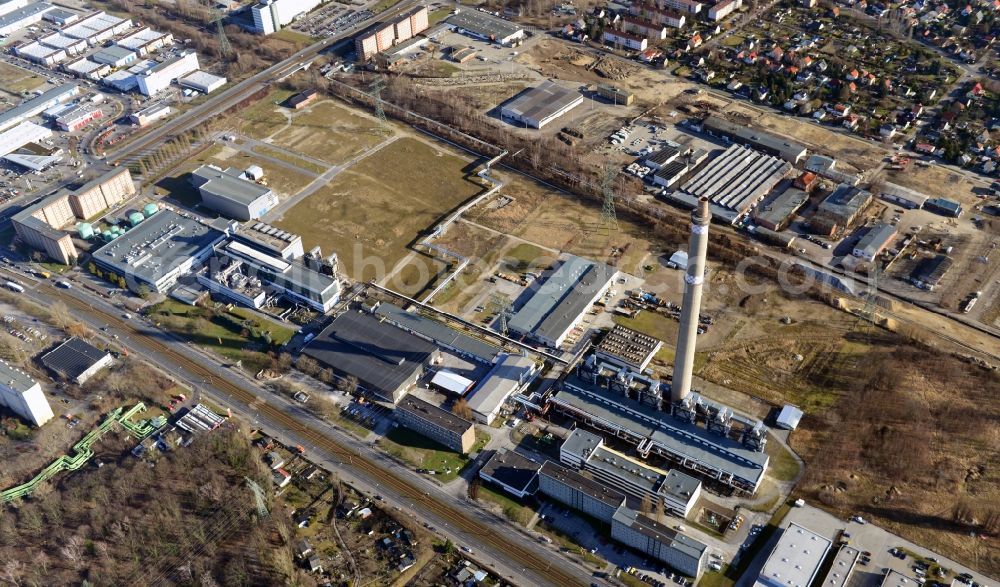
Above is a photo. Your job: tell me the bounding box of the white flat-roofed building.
[500,80,584,129]
[0,121,52,158]
[0,0,30,18]
[464,353,538,425]
[430,369,475,395]
[755,523,832,587]
[136,52,199,96]
[0,359,54,427]
[0,83,78,133]
[821,545,860,587]
[0,3,56,36]
[178,70,227,94]
[444,9,524,45]
[64,57,111,80]
[42,6,77,25]
[115,27,173,56]
[55,103,103,132]
[38,32,88,56]
[131,103,170,126]
[62,11,132,45]
[101,69,137,92]
[775,404,803,430]
[91,45,137,68]
[15,41,67,66]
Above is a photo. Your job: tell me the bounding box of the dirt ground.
[269,100,387,165]
[273,137,484,284]
[885,164,989,207]
[0,61,45,99]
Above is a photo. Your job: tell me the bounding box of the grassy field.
[0,62,45,96]
[274,137,484,284]
[252,145,328,175]
[377,427,488,482]
[478,484,535,526]
[268,29,316,45]
[147,299,295,374]
[766,440,801,483]
[155,143,315,206]
[271,100,388,165]
[238,89,296,139]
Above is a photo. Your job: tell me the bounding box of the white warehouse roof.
[0,121,52,158]
[756,523,832,587]
[775,404,803,430]
[430,370,475,395]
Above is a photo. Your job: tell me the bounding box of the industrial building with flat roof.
[611,507,708,577]
[178,70,227,94]
[0,122,52,159]
[821,545,860,587]
[813,184,873,234]
[508,254,618,347]
[38,32,87,55]
[754,187,808,231]
[91,209,226,292]
[539,460,627,520]
[560,429,702,517]
[500,81,584,129]
[852,223,897,262]
[371,302,500,364]
[40,336,113,384]
[595,324,663,372]
[190,164,277,220]
[0,83,78,133]
[131,103,171,126]
[702,116,807,164]
[394,395,475,453]
[674,144,792,224]
[136,52,199,96]
[463,353,538,425]
[91,45,137,67]
[15,41,67,65]
[0,359,53,426]
[115,27,173,55]
[755,523,832,587]
[444,10,525,45]
[0,3,56,36]
[478,449,541,498]
[62,11,132,44]
[302,309,441,403]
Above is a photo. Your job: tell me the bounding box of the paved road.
[30,279,593,587]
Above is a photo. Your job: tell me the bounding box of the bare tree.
[452,398,472,420]
[61,535,85,565]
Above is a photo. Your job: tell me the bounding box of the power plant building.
[538,460,627,523]
[674,145,792,224]
[596,324,663,372]
[478,449,541,498]
[463,353,538,425]
[190,164,277,221]
[508,254,618,347]
[500,81,584,129]
[354,6,429,61]
[0,359,54,427]
[755,523,832,587]
[444,10,525,46]
[394,395,475,453]
[611,507,708,577]
[302,309,441,403]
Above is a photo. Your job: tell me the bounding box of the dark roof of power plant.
[480,449,541,492]
[41,337,109,380]
[396,395,472,435]
[539,460,627,507]
[374,302,499,363]
[303,310,437,394]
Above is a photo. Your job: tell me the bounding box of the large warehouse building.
[812,184,873,235]
[701,116,807,164]
[0,83,78,133]
[62,11,132,45]
[136,52,199,96]
[672,144,792,224]
[190,165,277,220]
[0,3,56,36]
[508,254,618,347]
[500,80,584,128]
[444,9,525,46]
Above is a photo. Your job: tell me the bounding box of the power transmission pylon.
[368,77,390,136]
[600,164,620,236]
[245,477,269,520]
[214,10,232,60]
[490,292,513,337]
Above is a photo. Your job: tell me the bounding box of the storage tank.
[77,223,94,240]
[143,203,158,217]
[129,212,144,226]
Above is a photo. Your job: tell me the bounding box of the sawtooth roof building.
[508,254,618,348]
[499,80,584,129]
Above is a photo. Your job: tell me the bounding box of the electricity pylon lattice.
[600,164,619,235]
[368,78,390,136]
[490,292,513,337]
[214,10,232,60]
[246,477,269,519]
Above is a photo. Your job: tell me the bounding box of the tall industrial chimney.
[671,197,711,403]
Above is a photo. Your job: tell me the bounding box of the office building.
[250,0,322,34]
[394,395,475,453]
[852,223,896,262]
[130,103,171,127]
[755,523,832,587]
[464,353,538,425]
[479,449,541,498]
[302,310,440,403]
[190,164,277,221]
[0,360,54,427]
[595,324,662,372]
[91,209,226,292]
[612,507,708,577]
[136,52,199,96]
[444,10,524,46]
[508,254,618,347]
[354,6,429,61]
[500,81,584,129]
[41,337,113,384]
[597,84,635,105]
[538,460,627,523]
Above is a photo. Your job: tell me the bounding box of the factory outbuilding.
[754,187,809,231]
[91,208,226,293]
[775,404,803,430]
[0,83,78,133]
[371,302,500,364]
[463,353,538,425]
[821,545,860,587]
[611,507,708,578]
[508,254,618,347]
[597,84,635,105]
[91,45,137,67]
[15,41,67,66]
[131,103,170,127]
[596,324,663,372]
[0,360,53,427]
[54,104,103,132]
[672,144,792,224]
[115,27,173,56]
[444,10,525,46]
[302,310,441,403]
[41,337,113,385]
[701,116,808,164]
[287,89,318,110]
[190,164,277,221]
[877,182,928,210]
[924,197,963,218]
[394,395,475,454]
[500,81,584,129]
[478,449,541,498]
[812,184,873,235]
[755,523,832,587]
[0,3,57,37]
[852,223,897,262]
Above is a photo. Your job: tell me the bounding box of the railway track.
[46,283,585,587]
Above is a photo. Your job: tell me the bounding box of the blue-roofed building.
[924,197,962,218]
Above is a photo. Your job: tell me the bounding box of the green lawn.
[503,243,553,271]
[766,440,801,482]
[377,427,488,482]
[147,299,295,373]
[239,89,296,139]
[478,484,534,526]
[428,6,452,24]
